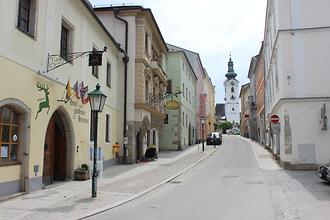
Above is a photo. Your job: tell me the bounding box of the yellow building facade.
[203,69,216,135]
[0,0,124,197]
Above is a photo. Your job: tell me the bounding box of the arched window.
[232,108,235,111]
[231,87,234,92]
[0,106,19,163]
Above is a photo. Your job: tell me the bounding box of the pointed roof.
[225,56,237,79]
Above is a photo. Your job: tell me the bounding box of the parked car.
[318,163,330,182]
[206,132,222,145]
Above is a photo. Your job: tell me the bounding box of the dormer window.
[231,87,234,92]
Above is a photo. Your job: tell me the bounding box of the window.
[164,114,168,124]
[0,106,20,163]
[186,115,188,128]
[60,26,69,60]
[60,19,73,61]
[182,112,184,126]
[231,87,234,92]
[90,111,95,141]
[182,84,185,97]
[92,47,99,78]
[189,91,191,103]
[145,32,148,54]
[186,88,188,100]
[232,108,235,111]
[17,0,36,37]
[166,80,172,93]
[105,114,110,142]
[145,80,149,103]
[106,62,111,87]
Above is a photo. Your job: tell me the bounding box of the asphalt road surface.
[86,136,330,220]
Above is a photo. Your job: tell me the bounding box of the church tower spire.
[225,55,237,79]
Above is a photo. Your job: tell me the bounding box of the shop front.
[0,57,91,197]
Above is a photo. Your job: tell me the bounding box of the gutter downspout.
[114,10,129,164]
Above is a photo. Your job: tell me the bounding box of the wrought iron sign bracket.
[47,46,107,72]
[161,88,182,102]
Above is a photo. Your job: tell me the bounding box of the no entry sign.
[271,115,280,123]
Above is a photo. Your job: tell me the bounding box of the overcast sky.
[89,0,267,103]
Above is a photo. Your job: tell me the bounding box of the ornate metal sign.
[165,99,179,110]
[47,46,107,72]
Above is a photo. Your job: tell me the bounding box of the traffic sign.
[271,115,280,123]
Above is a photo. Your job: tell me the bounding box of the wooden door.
[43,117,54,185]
[53,120,66,181]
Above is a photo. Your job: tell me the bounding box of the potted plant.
[74,164,90,181]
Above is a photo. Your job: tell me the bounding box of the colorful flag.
[73,81,80,99]
[79,81,84,99]
[65,80,71,100]
[82,86,89,104]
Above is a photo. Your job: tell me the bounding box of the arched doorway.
[136,117,149,162]
[43,109,72,185]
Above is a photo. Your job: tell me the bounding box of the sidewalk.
[0,143,217,220]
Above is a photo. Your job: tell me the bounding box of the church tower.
[224,56,240,124]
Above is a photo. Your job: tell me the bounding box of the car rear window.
[211,133,220,138]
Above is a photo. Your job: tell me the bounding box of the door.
[53,119,66,181]
[43,112,67,185]
[43,117,54,185]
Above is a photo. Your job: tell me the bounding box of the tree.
[218,121,233,134]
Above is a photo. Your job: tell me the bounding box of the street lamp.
[88,83,107,198]
[201,117,205,152]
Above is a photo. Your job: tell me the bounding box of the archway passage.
[43,111,67,185]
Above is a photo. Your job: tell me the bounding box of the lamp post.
[88,83,107,198]
[201,117,205,152]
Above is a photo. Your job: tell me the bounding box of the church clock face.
[230,81,235,86]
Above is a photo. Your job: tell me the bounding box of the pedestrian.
[112,142,120,158]
[213,133,217,148]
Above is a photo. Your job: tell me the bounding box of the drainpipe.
[114,9,129,164]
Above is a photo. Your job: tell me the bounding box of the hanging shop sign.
[165,99,179,110]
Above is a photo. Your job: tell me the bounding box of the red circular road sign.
[271,115,280,123]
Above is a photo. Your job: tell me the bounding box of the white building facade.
[224,57,240,124]
[264,0,330,169]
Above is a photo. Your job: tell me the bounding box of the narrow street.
[87,136,330,220]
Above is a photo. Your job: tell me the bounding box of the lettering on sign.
[70,100,88,123]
